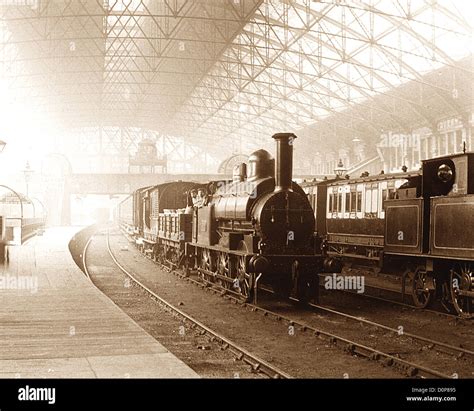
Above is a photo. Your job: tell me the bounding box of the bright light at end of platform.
[0,85,56,174]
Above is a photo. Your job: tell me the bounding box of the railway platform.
[0,227,199,378]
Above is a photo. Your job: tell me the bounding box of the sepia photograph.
[0,0,472,409]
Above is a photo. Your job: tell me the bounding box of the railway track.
[304,299,473,360]
[115,228,472,379]
[84,230,291,379]
[184,277,471,379]
[318,281,465,323]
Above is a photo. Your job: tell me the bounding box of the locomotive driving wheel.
[450,263,473,319]
[217,252,233,290]
[411,267,433,309]
[199,248,215,282]
[235,255,253,302]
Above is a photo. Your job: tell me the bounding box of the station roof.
[0,0,472,158]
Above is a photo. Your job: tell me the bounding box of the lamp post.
[23,161,34,198]
[334,159,347,179]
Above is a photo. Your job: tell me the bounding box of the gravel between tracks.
[317,289,473,354]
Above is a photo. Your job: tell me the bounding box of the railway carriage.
[323,172,420,263]
[118,186,152,236]
[117,194,134,233]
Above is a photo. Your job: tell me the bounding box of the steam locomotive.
[302,151,474,318]
[118,133,325,302]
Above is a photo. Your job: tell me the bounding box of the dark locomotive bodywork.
[430,195,474,259]
[384,153,474,317]
[302,152,474,318]
[187,133,323,300]
[385,154,474,259]
[117,133,325,302]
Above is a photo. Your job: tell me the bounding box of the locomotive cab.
[425,153,474,260]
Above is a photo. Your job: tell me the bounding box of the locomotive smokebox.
[273,132,297,192]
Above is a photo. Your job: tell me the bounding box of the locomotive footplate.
[186,243,323,275]
[186,243,324,303]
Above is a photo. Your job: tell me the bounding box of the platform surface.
[0,227,199,378]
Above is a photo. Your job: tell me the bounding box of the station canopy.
[0,0,472,158]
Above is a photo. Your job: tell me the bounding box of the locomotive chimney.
[272,132,296,192]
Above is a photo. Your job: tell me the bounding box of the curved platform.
[0,227,199,378]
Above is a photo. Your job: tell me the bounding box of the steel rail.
[82,236,94,281]
[318,281,464,322]
[305,300,473,360]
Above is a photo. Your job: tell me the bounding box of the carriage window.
[329,191,340,213]
[371,189,378,213]
[357,191,362,212]
[337,193,342,213]
[345,192,350,213]
[382,189,387,210]
[350,191,356,212]
[365,187,379,216]
[365,188,372,214]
